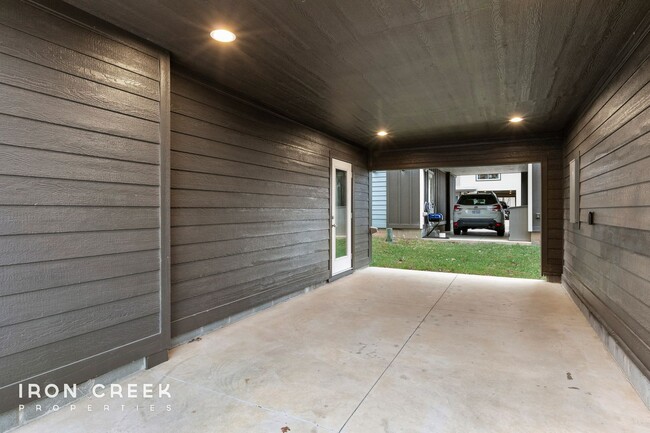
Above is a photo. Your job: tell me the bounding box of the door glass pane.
[335,169,347,258]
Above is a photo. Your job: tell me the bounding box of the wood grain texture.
[171,150,328,188]
[562,30,650,377]
[354,162,371,266]
[172,252,329,303]
[0,229,159,266]
[0,114,160,164]
[170,72,368,335]
[0,292,159,359]
[0,83,160,143]
[172,132,328,178]
[171,189,328,209]
[0,0,167,413]
[172,220,327,246]
[172,241,328,284]
[0,175,160,207]
[171,230,329,265]
[171,95,331,166]
[64,0,649,147]
[0,23,160,100]
[0,144,159,186]
[0,250,160,297]
[0,52,159,121]
[172,170,327,197]
[0,333,162,414]
[171,208,327,227]
[0,0,159,80]
[171,268,330,337]
[0,314,159,388]
[0,206,159,235]
[173,263,329,316]
[0,271,160,327]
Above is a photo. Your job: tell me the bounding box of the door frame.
[331,158,353,276]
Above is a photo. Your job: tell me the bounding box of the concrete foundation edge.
[563,280,650,409]
[171,282,326,348]
[1,358,146,433]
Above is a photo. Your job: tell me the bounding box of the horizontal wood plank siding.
[562,29,650,376]
[0,0,168,413]
[170,71,368,336]
[371,171,387,228]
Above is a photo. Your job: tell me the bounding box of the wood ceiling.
[63,0,650,148]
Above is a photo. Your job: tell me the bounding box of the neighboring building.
[372,168,453,231]
[454,164,542,233]
[455,172,523,207]
[372,165,543,235]
[371,171,387,228]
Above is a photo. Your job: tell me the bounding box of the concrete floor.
[13,268,650,433]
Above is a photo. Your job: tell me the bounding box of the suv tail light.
[453,204,461,211]
[491,204,502,212]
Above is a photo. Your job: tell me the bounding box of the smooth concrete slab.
[11,268,650,433]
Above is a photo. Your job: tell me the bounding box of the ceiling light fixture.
[210,29,236,43]
[377,130,388,137]
[509,116,523,123]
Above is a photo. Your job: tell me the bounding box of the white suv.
[453,192,505,237]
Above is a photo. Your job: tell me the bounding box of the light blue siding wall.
[371,171,387,228]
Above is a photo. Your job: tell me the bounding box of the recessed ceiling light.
[509,116,523,123]
[210,29,236,43]
[377,130,388,137]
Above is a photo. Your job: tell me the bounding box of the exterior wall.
[169,71,369,337]
[0,0,170,413]
[427,169,448,216]
[529,163,542,232]
[371,137,564,277]
[371,171,387,228]
[562,29,650,377]
[387,169,422,229]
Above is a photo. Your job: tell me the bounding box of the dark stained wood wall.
[62,0,650,147]
[387,169,421,229]
[371,137,564,278]
[562,28,650,377]
[0,0,170,412]
[170,71,369,337]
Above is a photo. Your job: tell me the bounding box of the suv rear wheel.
[497,228,505,237]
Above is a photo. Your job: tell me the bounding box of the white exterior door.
[331,159,352,275]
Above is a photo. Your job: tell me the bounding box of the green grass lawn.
[335,237,347,257]
[371,237,542,279]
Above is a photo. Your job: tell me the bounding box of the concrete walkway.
[13,268,650,432]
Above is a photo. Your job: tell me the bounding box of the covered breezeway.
[13,268,650,433]
[2,1,649,431]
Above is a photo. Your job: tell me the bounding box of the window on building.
[476,174,501,181]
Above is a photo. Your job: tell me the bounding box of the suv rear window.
[458,194,498,205]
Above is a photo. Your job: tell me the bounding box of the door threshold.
[329,268,354,282]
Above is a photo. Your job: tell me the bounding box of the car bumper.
[454,218,503,230]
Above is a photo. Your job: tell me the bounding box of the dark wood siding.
[370,137,564,277]
[562,28,650,376]
[387,169,421,229]
[0,0,169,412]
[170,71,368,337]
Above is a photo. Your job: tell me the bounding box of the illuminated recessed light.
[210,29,236,43]
[377,130,388,137]
[509,116,523,123]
